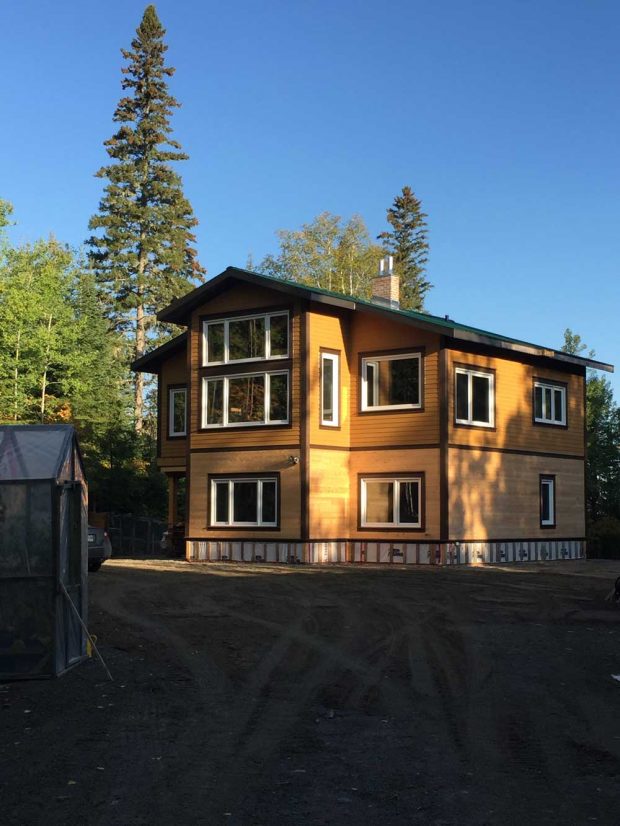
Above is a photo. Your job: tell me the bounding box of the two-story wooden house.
[133,265,613,565]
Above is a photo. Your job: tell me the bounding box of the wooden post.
[167,475,178,527]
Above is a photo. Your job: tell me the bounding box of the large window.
[321,351,340,426]
[361,352,421,411]
[210,477,278,527]
[455,367,494,427]
[360,476,423,528]
[540,475,556,527]
[168,387,187,437]
[202,371,289,428]
[534,381,566,426]
[203,311,289,365]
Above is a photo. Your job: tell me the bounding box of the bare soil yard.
[2,559,620,826]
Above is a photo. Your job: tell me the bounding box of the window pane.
[554,389,564,422]
[229,317,265,361]
[262,481,277,524]
[233,481,258,523]
[269,373,288,422]
[270,314,288,356]
[472,375,491,423]
[371,358,418,406]
[399,482,419,524]
[228,375,265,423]
[541,482,551,523]
[206,380,224,425]
[172,391,186,434]
[215,482,229,523]
[544,387,552,419]
[366,363,376,407]
[322,357,334,421]
[207,323,225,362]
[456,372,469,420]
[365,481,394,524]
[534,385,543,419]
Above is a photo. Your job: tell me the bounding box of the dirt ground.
[2,559,620,826]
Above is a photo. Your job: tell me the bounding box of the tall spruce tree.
[88,4,204,431]
[378,186,431,311]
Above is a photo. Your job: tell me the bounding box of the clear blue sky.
[1,1,618,391]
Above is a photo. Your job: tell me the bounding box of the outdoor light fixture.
[288,456,299,465]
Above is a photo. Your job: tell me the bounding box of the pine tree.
[88,4,204,431]
[378,186,431,311]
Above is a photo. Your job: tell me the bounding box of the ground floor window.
[540,475,556,527]
[210,476,278,527]
[360,475,423,528]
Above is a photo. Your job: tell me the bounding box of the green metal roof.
[150,266,613,374]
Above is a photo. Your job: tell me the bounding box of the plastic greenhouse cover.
[0,425,74,482]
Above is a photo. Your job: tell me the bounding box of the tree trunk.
[40,314,53,423]
[13,328,21,421]
[135,245,147,433]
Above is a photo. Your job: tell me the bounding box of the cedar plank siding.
[188,449,301,539]
[448,450,584,540]
[349,448,441,541]
[446,349,585,456]
[307,447,350,538]
[307,307,351,448]
[158,348,188,471]
[187,284,302,450]
[349,313,440,448]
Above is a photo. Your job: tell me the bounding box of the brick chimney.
[372,256,399,309]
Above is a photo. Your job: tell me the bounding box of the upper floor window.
[361,352,421,411]
[534,380,566,426]
[360,476,422,528]
[168,387,187,437]
[321,351,340,426]
[203,311,289,365]
[202,371,289,429]
[455,366,494,427]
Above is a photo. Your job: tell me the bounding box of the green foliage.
[0,209,165,518]
[88,4,204,430]
[378,186,431,311]
[0,199,13,233]
[587,517,620,559]
[561,329,620,532]
[260,212,384,299]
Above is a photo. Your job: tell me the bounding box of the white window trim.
[168,387,187,437]
[455,367,495,427]
[210,477,278,527]
[320,351,340,427]
[360,476,422,528]
[540,477,555,526]
[202,311,289,366]
[534,381,567,426]
[201,370,289,429]
[360,352,422,412]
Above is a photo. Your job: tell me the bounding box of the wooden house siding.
[446,348,585,456]
[349,448,441,541]
[349,314,441,448]
[187,288,302,451]
[448,448,585,540]
[158,348,188,470]
[308,447,350,538]
[307,307,351,448]
[187,449,301,539]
